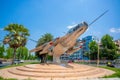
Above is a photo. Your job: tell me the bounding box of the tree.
[0,43,5,58]
[3,24,30,64]
[89,41,98,60]
[83,52,89,60]
[101,34,118,60]
[16,46,29,60]
[36,33,53,63]
[5,47,13,59]
[36,33,53,47]
[28,53,36,60]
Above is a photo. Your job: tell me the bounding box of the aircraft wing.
[30,44,45,52]
[66,47,80,55]
[30,41,54,53]
[39,41,54,54]
[65,41,83,55]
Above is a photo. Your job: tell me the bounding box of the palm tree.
[3,24,30,64]
[36,33,53,63]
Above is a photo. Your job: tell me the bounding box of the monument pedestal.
[53,56,61,64]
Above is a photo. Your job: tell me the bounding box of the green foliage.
[83,52,89,59]
[22,47,28,60]
[0,43,5,58]
[16,46,29,60]
[3,46,32,60]
[47,55,53,61]
[3,24,30,64]
[0,77,17,80]
[89,41,98,60]
[36,33,53,47]
[35,33,53,58]
[101,34,115,49]
[5,47,13,59]
[28,53,36,60]
[4,24,30,48]
[35,33,54,63]
[101,34,118,60]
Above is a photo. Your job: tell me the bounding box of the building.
[60,35,98,61]
[69,49,83,60]
[82,35,98,51]
[60,39,83,61]
[114,39,120,54]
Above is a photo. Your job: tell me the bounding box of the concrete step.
[0,63,115,80]
[24,63,92,70]
[16,66,95,73]
[8,67,105,78]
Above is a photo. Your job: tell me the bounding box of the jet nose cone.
[82,21,88,26]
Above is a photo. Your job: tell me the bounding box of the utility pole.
[97,38,100,67]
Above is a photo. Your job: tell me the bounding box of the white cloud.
[110,28,116,32]
[110,28,120,33]
[67,24,77,29]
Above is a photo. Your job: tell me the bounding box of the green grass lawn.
[0,76,33,80]
[100,66,120,78]
[0,77,17,80]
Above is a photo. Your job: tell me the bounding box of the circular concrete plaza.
[0,63,115,80]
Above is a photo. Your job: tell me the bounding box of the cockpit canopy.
[67,21,88,34]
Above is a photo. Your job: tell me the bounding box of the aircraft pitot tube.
[30,10,109,64]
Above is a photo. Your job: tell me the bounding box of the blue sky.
[0,0,120,50]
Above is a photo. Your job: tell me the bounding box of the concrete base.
[53,56,61,64]
[0,63,115,80]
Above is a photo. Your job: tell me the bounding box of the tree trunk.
[18,47,22,64]
[12,48,17,65]
[18,52,21,64]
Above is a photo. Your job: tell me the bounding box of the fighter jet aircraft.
[30,22,88,63]
[30,10,108,64]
